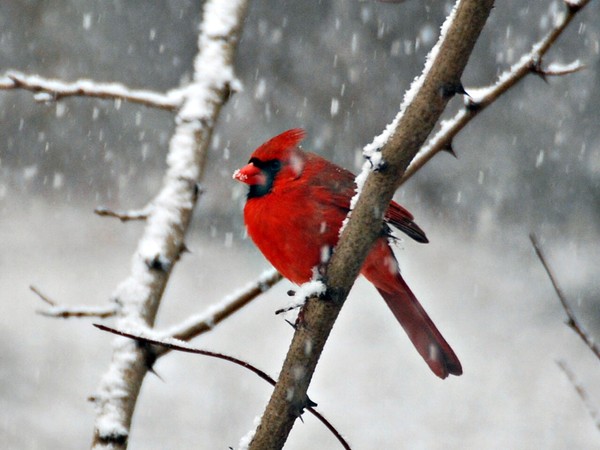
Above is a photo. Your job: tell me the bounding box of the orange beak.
[233,162,267,186]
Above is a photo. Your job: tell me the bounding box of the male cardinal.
[233,128,462,379]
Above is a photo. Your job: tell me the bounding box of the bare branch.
[530,234,600,361]
[153,268,283,358]
[557,360,600,432]
[94,205,153,222]
[90,1,249,448]
[30,285,117,319]
[0,71,184,111]
[30,285,56,306]
[401,0,591,185]
[94,324,351,449]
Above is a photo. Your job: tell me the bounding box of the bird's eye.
[270,160,282,171]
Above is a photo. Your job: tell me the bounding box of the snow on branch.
[154,268,282,357]
[31,285,117,319]
[402,0,591,184]
[93,205,153,222]
[90,1,249,448]
[247,2,496,449]
[0,71,184,111]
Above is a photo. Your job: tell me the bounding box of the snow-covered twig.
[402,0,591,185]
[90,1,249,448]
[0,71,184,111]
[530,233,600,361]
[94,205,154,222]
[30,285,117,319]
[557,360,600,432]
[153,268,282,357]
[94,324,351,449]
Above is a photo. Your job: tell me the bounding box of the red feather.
[234,129,462,378]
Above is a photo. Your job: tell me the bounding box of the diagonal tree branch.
[556,360,600,432]
[154,268,282,358]
[530,233,600,361]
[30,285,118,318]
[94,324,351,449]
[401,0,591,185]
[248,2,495,448]
[90,1,249,448]
[0,71,184,111]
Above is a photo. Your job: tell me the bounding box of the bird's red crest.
[250,128,305,161]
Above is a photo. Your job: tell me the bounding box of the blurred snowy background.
[1,0,600,448]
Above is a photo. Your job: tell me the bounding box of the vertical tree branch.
[90,1,248,448]
[248,1,495,448]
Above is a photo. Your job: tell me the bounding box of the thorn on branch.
[439,81,468,98]
[464,97,482,112]
[530,59,549,83]
[284,319,297,329]
[443,142,457,158]
[146,255,172,272]
[193,183,204,199]
[564,0,583,14]
[373,159,388,173]
[138,341,163,381]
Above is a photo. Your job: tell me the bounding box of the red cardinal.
[233,129,462,379]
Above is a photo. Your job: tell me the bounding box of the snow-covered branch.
[248,2,495,449]
[90,1,249,448]
[31,285,117,319]
[94,205,154,222]
[401,0,591,185]
[0,71,184,111]
[153,268,282,358]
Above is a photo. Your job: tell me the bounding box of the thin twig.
[30,285,117,319]
[30,285,56,306]
[401,0,591,185]
[529,233,600,361]
[0,72,184,111]
[94,324,351,450]
[94,205,152,222]
[556,359,600,432]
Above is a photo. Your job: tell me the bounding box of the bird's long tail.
[362,241,462,379]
